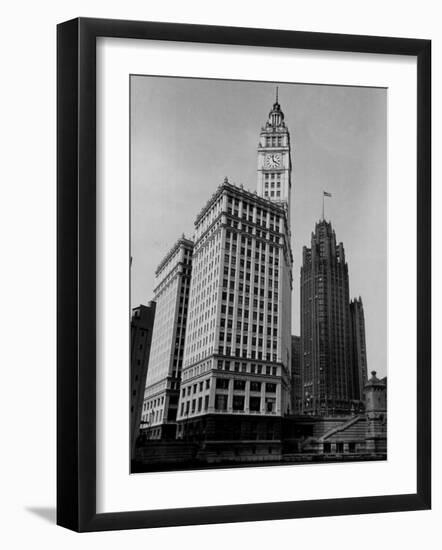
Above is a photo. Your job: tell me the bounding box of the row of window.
[217,347,278,362]
[143,394,165,411]
[195,201,223,239]
[218,333,278,351]
[227,208,280,232]
[226,230,281,250]
[215,378,277,393]
[216,360,278,376]
[263,135,285,147]
[215,394,276,413]
[224,253,279,268]
[182,378,211,397]
[182,358,213,380]
[264,172,282,180]
[264,180,281,190]
[222,289,279,301]
[221,301,278,313]
[180,395,209,416]
[225,218,282,241]
[264,190,282,199]
[223,264,280,280]
[179,394,277,416]
[226,197,281,227]
[222,279,277,293]
[220,313,278,326]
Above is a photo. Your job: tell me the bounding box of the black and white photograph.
[1,0,434,542]
[130,76,387,473]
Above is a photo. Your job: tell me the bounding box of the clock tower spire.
[257,89,292,223]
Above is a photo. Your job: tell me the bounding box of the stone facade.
[295,372,387,458]
[176,180,292,437]
[256,92,292,225]
[364,371,387,454]
[175,96,293,438]
[301,220,362,415]
[291,335,302,413]
[350,297,368,400]
[142,237,194,439]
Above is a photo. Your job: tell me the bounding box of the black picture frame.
[57,17,431,532]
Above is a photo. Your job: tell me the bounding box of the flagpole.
[322,192,324,221]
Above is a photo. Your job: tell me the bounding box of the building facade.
[300,220,359,416]
[364,371,387,454]
[176,179,292,438]
[175,96,293,440]
[291,335,302,413]
[142,236,193,439]
[130,302,156,456]
[257,91,292,224]
[350,297,368,400]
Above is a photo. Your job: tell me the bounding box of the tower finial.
[276,86,279,104]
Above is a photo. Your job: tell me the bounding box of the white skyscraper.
[175,95,293,442]
[142,236,193,439]
[257,89,292,224]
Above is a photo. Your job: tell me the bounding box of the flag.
[323,191,332,197]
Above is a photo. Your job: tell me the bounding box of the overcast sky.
[131,76,387,378]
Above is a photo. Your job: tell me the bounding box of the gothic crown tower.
[257,88,292,222]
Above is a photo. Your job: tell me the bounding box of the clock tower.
[257,89,292,223]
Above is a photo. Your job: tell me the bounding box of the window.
[215,394,227,411]
[216,378,229,389]
[266,383,277,393]
[250,381,261,392]
[232,395,245,411]
[234,379,246,391]
[249,396,261,412]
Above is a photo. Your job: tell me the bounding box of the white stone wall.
[177,184,292,423]
[143,240,193,432]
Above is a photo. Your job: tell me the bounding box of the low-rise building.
[130,302,156,456]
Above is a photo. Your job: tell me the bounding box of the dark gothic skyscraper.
[350,297,368,401]
[300,220,359,416]
[291,335,302,413]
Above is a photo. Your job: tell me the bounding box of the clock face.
[265,154,281,168]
